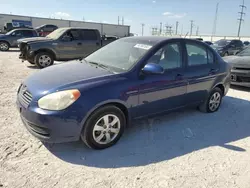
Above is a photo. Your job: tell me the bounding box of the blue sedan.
[17,36,231,149]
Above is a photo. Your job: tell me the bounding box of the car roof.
[119,36,206,46]
[59,27,99,30]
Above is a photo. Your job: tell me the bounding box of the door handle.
[77,42,82,45]
[175,73,183,80]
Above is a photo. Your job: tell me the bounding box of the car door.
[56,29,83,60]
[136,41,187,117]
[79,29,101,58]
[9,30,25,46]
[184,41,219,105]
[22,30,36,38]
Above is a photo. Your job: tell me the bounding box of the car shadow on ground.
[230,85,250,92]
[44,96,250,168]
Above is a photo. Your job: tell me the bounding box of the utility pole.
[118,16,120,25]
[181,24,183,36]
[196,26,199,36]
[159,22,162,35]
[122,17,124,25]
[141,23,145,36]
[237,0,246,37]
[212,2,219,40]
[175,21,179,35]
[190,20,194,37]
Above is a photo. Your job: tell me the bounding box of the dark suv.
[0,28,38,51]
[212,39,244,57]
[19,27,103,68]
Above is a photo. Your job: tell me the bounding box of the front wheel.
[223,52,229,57]
[34,52,54,68]
[199,87,223,113]
[81,105,126,150]
[0,41,10,51]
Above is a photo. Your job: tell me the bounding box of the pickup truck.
[19,27,104,68]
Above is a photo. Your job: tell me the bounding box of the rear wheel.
[0,41,10,51]
[199,87,223,113]
[223,52,229,56]
[81,105,126,150]
[34,52,54,68]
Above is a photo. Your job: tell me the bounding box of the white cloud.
[162,12,186,19]
[152,0,156,3]
[51,12,71,19]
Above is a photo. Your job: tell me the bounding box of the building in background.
[0,13,130,37]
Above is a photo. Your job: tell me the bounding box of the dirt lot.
[0,49,250,188]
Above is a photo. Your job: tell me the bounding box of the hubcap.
[209,92,221,111]
[38,55,52,67]
[0,43,8,51]
[92,114,120,145]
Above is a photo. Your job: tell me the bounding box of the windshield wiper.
[82,60,114,73]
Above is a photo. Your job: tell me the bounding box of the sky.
[0,0,249,37]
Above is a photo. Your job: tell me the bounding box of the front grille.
[18,84,32,108]
[238,76,250,83]
[234,67,250,71]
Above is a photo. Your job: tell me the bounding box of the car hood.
[23,61,114,100]
[18,37,53,44]
[223,55,250,66]
[0,34,7,38]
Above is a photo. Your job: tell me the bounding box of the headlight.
[38,89,81,110]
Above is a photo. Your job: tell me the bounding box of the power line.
[190,20,194,36]
[237,0,246,37]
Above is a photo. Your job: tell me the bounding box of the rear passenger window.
[81,30,98,40]
[186,43,214,66]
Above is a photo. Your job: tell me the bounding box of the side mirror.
[62,35,71,42]
[141,63,164,75]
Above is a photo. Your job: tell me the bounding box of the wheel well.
[97,102,129,125]
[34,49,56,59]
[0,40,10,46]
[215,84,225,95]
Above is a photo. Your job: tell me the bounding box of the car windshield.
[85,39,152,73]
[46,28,68,39]
[237,47,250,56]
[5,30,14,35]
[214,40,231,46]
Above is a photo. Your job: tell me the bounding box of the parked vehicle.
[101,35,119,46]
[223,46,250,87]
[19,27,104,68]
[0,28,38,51]
[243,41,250,46]
[212,39,244,57]
[35,24,58,37]
[195,38,203,41]
[16,37,231,149]
[204,41,213,45]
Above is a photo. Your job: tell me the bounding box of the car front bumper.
[230,69,250,88]
[16,96,83,143]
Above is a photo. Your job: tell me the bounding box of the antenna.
[237,0,246,37]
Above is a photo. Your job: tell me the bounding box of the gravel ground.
[1,49,250,188]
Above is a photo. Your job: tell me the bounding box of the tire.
[198,87,223,113]
[28,60,35,64]
[81,105,126,150]
[34,52,54,69]
[0,41,10,51]
[223,52,229,57]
